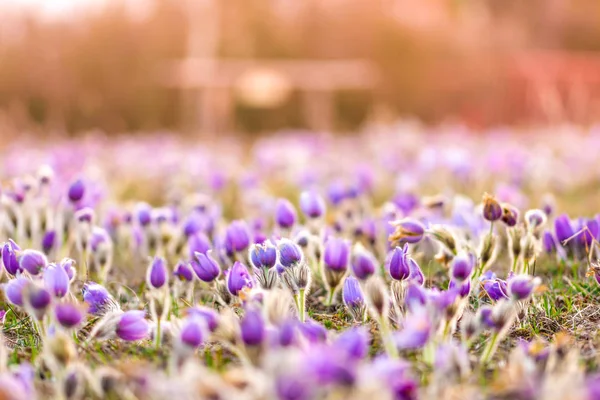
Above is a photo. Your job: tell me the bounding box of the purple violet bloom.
[174,261,194,282]
[299,190,326,219]
[135,203,152,227]
[19,249,47,276]
[43,264,70,298]
[187,232,211,258]
[450,254,474,282]
[147,257,168,290]
[389,218,426,244]
[67,179,85,203]
[407,258,424,285]
[449,279,471,298]
[323,238,350,272]
[116,310,149,341]
[342,276,364,308]
[4,277,29,306]
[249,241,278,269]
[82,282,116,315]
[41,231,57,255]
[180,317,205,348]
[275,199,297,229]
[277,239,303,268]
[482,193,502,222]
[350,247,377,280]
[241,309,265,346]
[387,245,410,281]
[192,252,221,283]
[333,327,370,360]
[483,279,509,301]
[186,306,219,332]
[305,346,356,386]
[554,214,574,245]
[298,319,327,343]
[26,284,51,311]
[508,275,537,301]
[2,240,21,276]
[394,312,431,349]
[226,262,252,296]
[54,302,85,329]
[224,220,251,254]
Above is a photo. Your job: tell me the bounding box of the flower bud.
[147,256,168,290]
[55,302,85,329]
[249,241,278,269]
[275,199,297,229]
[277,239,303,268]
[240,309,265,346]
[67,179,85,203]
[450,254,473,282]
[44,263,70,298]
[387,245,410,281]
[350,245,377,280]
[116,310,149,341]
[299,190,326,219]
[482,193,502,222]
[192,252,220,282]
[19,249,47,276]
[226,262,252,296]
[388,218,425,244]
[500,203,519,227]
[323,238,350,272]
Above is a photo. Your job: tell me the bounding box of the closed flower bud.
[249,241,278,269]
[24,284,51,320]
[41,230,57,255]
[277,239,303,268]
[174,261,194,282]
[67,179,85,203]
[44,264,70,298]
[428,225,457,254]
[55,302,85,329]
[240,309,265,346]
[116,310,149,341]
[554,214,574,244]
[2,239,21,276]
[387,245,410,281]
[224,220,251,254]
[388,218,426,244]
[275,199,297,229]
[4,276,29,306]
[450,254,474,282]
[342,276,366,322]
[192,252,220,282]
[508,275,539,301]
[226,262,252,296]
[179,317,205,348]
[135,202,152,227]
[19,249,47,275]
[350,245,377,280]
[323,238,350,272]
[482,193,502,222]
[147,257,168,290]
[299,190,326,219]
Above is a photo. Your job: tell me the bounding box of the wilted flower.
[501,203,519,227]
[482,193,502,222]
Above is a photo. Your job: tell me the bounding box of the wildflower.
[333,327,370,360]
[450,253,474,282]
[191,252,220,283]
[387,245,410,281]
[554,214,574,244]
[135,202,152,227]
[82,282,119,316]
[43,263,70,298]
[55,302,85,329]
[394,312,431,349]
[179,317,205,349]
[19,249,47,276]
[525,209,547,231]
[299,190,326,219]
[240,309,265,346]
[2,240,21,276]
[277,239,303,268]
[147,257,168,290]
[249,241,278,269]
[500,203,519,227]
[323,237,350,272]
[350,245,377,280]
[23,283,52,320]
[508,275,539,301]
[186,306,219,332]
[41,231,57,255]
[275,199,297,229]
[342,276,366,322]
[224,220,251,254]
[67,179,85,203]
[4,276,29,306]
[116,311,149,341]
[187,232,211,258]
[226,262,252,296]
[388,218,426,244]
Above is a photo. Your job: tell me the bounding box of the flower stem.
[155,318,162,349]
[298,289,306,323]
[480,332,499,365]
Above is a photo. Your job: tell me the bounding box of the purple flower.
[542,230,557,254]
[350,247,377,280]
[276,375,312,400]
[147,257,168,290]
[186,306,219,332]
[224,220,251,254]
[387,245,410,281]
[192,252,221,283]
[299,190,326,219]
[342,276,364,308]
[394,312,431,349]
[180,317,204,348]
[4,277,28,306]
[226,262,252,296]
[173,261,194,282]
[483,279,508,301]
[525,209,547,230]
[116,310,149,341]
[275,199,297,228]
[554,214,574,244]
[182,214,202,237]
[135,202,152,227]
[241,309,265,346]
[55,302,85,329]
[298,319,327,343]
[2,240,21,276]
[25,284,51,311]
[43,264,70,298]
[19,249,47,275]
[60,258,76,282]
[333,327,370,360]
[407,258,424,285]
[277,319,297,347]
[323,238,350,272]
[405,284,427,311]
[41,231,57,254]
[187,232,211,258]
[450,254,473,282]
[500,204,519,227]
[67,179,85,203]
[82,282,116,315]
[389,218,426,244]
[449,279,471,298]
[277,239,303,268]
[249,242,278,269]
[305,346,356,386]
[508,275,537,301]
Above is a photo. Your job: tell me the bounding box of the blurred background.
[2,0,600,135]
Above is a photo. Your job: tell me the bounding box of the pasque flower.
[179,317,205,348]
[224,220,251,254]
[147,256,168,290]
[192,251,220,283]
[388,218,425,244]
[2,239,21,276]
[55,302,85,329]
[482,193,502,222]
[43,263,70,298]
[323,237,350,272]
[387,245,410,281]
[19,250,47,276]
[299,190,326,219]
[173,261,194,282]
[226,261,252,296]
[249,241,278,269]
[67,179,85,203]
[116,310,149,341]
[275,199,297,228]
[240,309,265,346]
[4,276,29,306]
[83,282,119,315]
[450,253,474,282]
[350,245,377,280]
[277,239,303,268]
